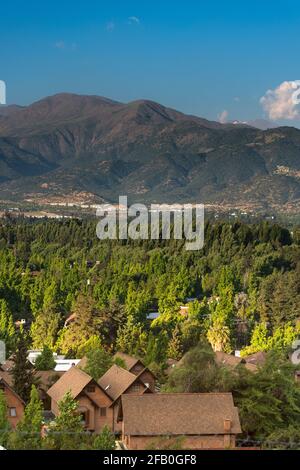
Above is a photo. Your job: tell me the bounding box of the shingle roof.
[98,364,141,401]
[215,351,243,367]
[0,371,13,387]
[113,352,141,371]
[35,370,64,392]
[244,351,267,366]
[0,374,25,405]
[76,356,88,370]
[121,393,242,436]
[47,366,93,402]
[0,359,15,372]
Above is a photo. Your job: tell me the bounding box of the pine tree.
[49,391,85,450]
[11,334,35,403]
[0,299,15,353]
[56,295,101,355]
[10,385,43,449]
[30,307,60,350]
[93,425,115,450]
[167,325,183,360]
[83,347,113,381]
[0,389,10,447]
[34,345,56,371]
[116,315,147,357]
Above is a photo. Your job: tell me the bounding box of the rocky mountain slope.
[0,93,300,212]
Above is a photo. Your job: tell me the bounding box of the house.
[215,351,258,372]
[179,306,189,317]
[0,372,25,428]
[35,370,65,409]
[98,364,153,432]
[47,366,113,433]
[118,393,242,450]
[243,351,267,367]
[54,358,80,372]
[113,352,156,392]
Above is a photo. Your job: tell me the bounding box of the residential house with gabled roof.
[113,352,156,392]
[0,372,25,428]
[215,351,258,372]
[47,366,113,433]
[118,393,242,450]
[98,364,153,432]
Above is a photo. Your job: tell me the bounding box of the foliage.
[9,385,43,449]
[34,345,56,371]
[83,347,113,381]
[11,333,35,403]
[93,425,115,450]
[0,389,10,447]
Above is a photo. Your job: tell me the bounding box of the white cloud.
[106,21,115,32]
[54,40,66,49]
[218,110,229,124]
[260,80,300,120]
[128,16,140,25]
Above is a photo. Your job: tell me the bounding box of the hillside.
[0,93,300,212]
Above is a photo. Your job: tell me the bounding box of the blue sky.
[1,0,300,125]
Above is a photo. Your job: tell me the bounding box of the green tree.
[116,316,147,357]
[9,385,43,449]
[30,307,60,350]
[207,318,232,353]
[235,351,300,440]
[165,343,225,393]
[0,389,10,447]
[0,299,15,353]
[35,345,56,371]
[77,335,102,358]
[167,325,183,360]
[11,334,35,403]
[241,322,269,356]
[83,347,113,381]
[93,425,115,450]
[56,295,101,355]
[47,391,85,450]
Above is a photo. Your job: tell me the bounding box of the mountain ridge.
[0,93,300,212]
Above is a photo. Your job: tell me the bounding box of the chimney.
[224,419,232,433]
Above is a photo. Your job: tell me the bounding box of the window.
[132,384,140,393]
[87,385,95,393]
[100,407,106,417]
[9,408,16,417]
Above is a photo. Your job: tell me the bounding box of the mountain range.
[1,93,300,212]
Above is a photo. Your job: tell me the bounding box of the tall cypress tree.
[11,334,35,403]
[10,385,43,450]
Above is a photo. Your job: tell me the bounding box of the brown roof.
[244,351,267,366]
[0,359,15,372]
[35,370,64,392]
[113,352,142,371]
[0,371,13,387]
[215,352,258,373]
[47,366,93,402]
[121,393,242,436]
[0,374,25,405]
[76,356,88,370]
[98,364,141,401]
[215,352,243,367]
